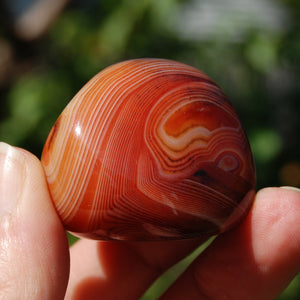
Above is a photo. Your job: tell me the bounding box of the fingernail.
[0,142,26,217]
[280,186,300,193]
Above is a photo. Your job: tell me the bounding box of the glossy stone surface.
[41,59,256,240]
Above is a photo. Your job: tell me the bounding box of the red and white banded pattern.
[42,59,256,240]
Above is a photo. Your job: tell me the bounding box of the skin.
[0,144,299,300]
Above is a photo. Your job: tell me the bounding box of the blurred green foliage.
[0,0,299,299]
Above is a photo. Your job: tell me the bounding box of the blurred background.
[0,0,299,299]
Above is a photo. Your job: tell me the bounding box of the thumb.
[0,142,69,300]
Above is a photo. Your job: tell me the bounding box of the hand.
[0,142,299,300]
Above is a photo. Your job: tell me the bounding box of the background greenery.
[0,0,299,299]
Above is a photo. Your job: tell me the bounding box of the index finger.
[161,187,300,300]
[65,235,207,299]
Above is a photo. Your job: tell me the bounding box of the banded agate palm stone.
[41,59,256,240]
